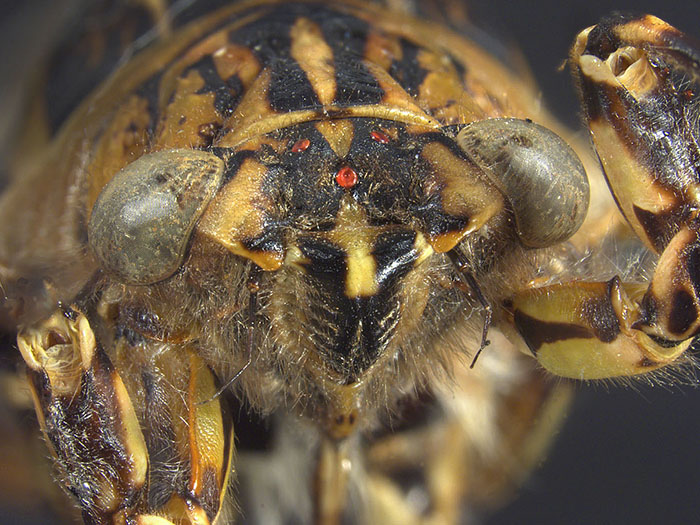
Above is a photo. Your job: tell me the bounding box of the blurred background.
[1,1,700,524]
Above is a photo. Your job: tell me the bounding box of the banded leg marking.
[512,14,700,381]
[511,275,691,379]
[17,308,234,524]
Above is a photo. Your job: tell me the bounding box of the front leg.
[17,307,234,524]
[509,14,700,379]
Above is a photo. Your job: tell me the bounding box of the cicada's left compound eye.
[88,149,224,285]
[456,118,589,248]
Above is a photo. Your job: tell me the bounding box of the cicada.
[1,1,699,524]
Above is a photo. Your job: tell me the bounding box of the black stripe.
[334,57,385,106]
[186,54,244,118]
[227,5,323,112]
[135,73,164,139]
[389,38,429,96]
[513,310,594,355]
[268,58,322,112]
[221,149,258,182]
[315,9,384,106]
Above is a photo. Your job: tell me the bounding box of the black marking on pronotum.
[513,310,594,355]
[225,3,387,110]
[186,54,244,117]
[317,6,371,58]
[135,72,166,138]
[227,5,323,113]
[389,38,429,96]
[314,7,384,106]
[221,150,259,183]
[268,59,323,113]
[333,56,385,106]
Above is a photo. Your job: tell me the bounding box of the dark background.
[2,1,700,524]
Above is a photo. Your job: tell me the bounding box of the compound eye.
[88,149,224,284]
[456,118,589,248]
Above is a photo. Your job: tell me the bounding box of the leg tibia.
[511,277,691,379]
[19,310,149,522]
[635,226,700,341]
[17,308,233,524]
[511,225,700,379]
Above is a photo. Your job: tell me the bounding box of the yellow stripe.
[327,197,379,298]
[290,17,337,105]
[346,243,378,297]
